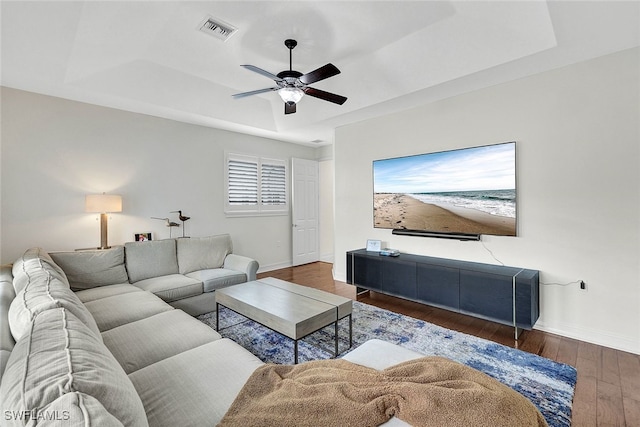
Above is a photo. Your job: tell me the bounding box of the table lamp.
[85,193,122,249]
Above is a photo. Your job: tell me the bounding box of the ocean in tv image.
[373,142,517,236]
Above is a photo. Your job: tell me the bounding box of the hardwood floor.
[258,262,640,427]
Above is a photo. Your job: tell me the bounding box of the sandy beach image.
[374,194,516,236]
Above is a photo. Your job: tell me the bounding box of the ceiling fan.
[232,39,347,115]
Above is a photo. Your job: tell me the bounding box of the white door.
[292,158,319,266]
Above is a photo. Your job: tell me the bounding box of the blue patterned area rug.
[198,300,576,427]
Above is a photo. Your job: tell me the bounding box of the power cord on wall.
[480,240,505,266]
[480,240,585,288]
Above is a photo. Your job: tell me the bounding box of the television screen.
[373,142,516,237]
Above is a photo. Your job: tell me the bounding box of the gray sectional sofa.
[0,236,421,426]
[0,235,265,426]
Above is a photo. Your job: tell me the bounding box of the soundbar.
[392,229,481,241]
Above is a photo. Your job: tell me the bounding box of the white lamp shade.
[85,194,122,213]
[278,87,304,105]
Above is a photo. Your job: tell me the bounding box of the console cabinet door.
[381,258,416,299]
[459,270,513,324]
[351,254,382,291]
[416,264,460,309]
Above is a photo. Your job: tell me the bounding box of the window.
[225,153,288,216]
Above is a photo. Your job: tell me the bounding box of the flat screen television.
[373,141,516,239]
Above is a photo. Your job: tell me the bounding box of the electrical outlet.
[580,280,586,290]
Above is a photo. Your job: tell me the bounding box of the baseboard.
[257,261,292,274]
[320,252,334,263]
[259,255,335,274]
[334,271,347,282]
[534,321,639,355]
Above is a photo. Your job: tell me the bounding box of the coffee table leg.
[294,340,298,364]
[349,314,353,348]
[335,320,339,358]
[216,303,220,331]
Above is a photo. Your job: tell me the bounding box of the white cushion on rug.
[342,339,425,371]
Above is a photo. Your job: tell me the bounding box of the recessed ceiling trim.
[198,15,237,42]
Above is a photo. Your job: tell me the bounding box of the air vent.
[198,16,237,42]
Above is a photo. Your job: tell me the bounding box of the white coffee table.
[215,277,352,363]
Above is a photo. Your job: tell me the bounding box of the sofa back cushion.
[0,308,148,427]
[12,247,68,294]
[125,239,179,283]
[177,234,232,274]
[8,270,101,342]
[50,247,129,291]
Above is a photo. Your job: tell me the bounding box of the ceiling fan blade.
[299,63,341,85]
[232,87,279,99]
[285,102,296,115]
[303,87,347,105]
[240,65,284,82]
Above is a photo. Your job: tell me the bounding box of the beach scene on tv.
[373,142,517,237]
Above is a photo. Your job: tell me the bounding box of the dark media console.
[346,249,539,339]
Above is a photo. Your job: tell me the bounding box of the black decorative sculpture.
[171,210,191,237]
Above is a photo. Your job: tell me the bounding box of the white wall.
[318,144,335,263]
[334,47,640,354]
[0,88,319,270]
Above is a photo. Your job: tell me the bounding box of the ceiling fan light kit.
[278,87,304,105]
[232,39,347,115]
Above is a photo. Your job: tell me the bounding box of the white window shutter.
[261,162,286,206]
[225,153,288,216]
[228,158,258,206]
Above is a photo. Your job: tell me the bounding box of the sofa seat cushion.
[50,247,129,291]
[0,308,148,427]
[102,310,222,374]
[177,234,232,274]
[133,274,203,302]
[8,270,101,342]
[186,268,247,292]
[129,338,263,427]
[83,291,173,332]
[125,239,179,283]
[75,283,143,303]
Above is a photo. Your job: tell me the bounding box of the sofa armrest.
[223,254,259,282]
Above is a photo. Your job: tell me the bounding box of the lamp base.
[99,213,110,250]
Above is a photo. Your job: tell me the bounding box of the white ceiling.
[2,1,639,146]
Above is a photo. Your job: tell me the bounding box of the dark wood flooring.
[258,262,640,427]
